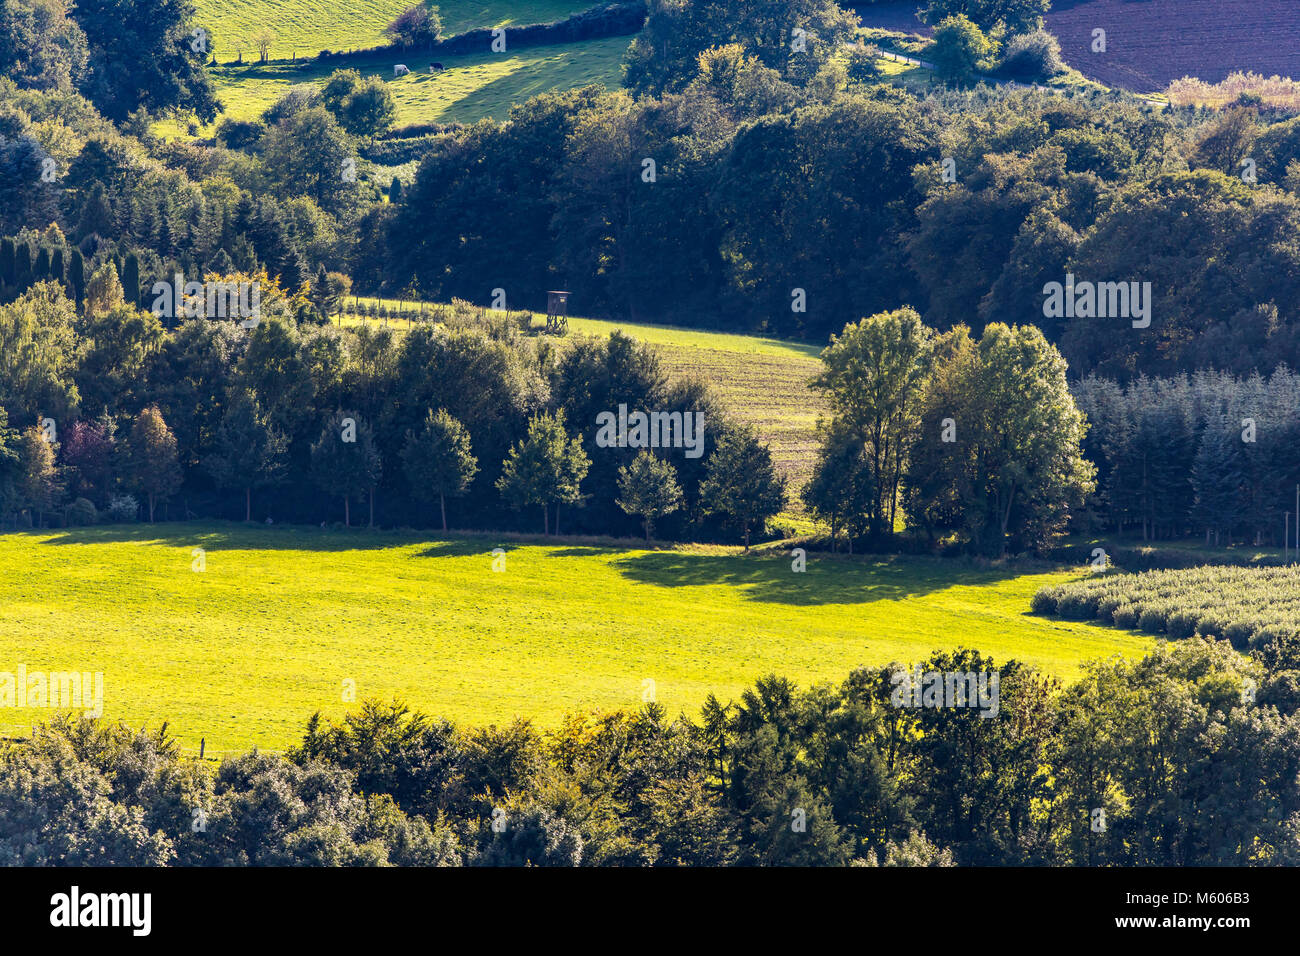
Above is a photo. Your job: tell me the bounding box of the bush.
[1058,592,1098,620]
[1137,604,1170,634]
[998,29,1066,81]
[215,118,267,151]
[1165,608,1201,640]
[1030,587,1061,615]
[65,498,98,526]
[928,15,992,84]
[1096,595,1126,621]
[105,494,139,523]
[1112,604,1140,629]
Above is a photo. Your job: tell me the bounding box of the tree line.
[1074,368,1300,546]
[7,0,1300,380]
[0,266,789,540]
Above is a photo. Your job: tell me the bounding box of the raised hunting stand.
[546,290,570,334]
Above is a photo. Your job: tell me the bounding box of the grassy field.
[201,35,630,130]
[0,524,1153,753]
[194,0,594,58]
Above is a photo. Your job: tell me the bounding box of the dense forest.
[3,0,1298,552]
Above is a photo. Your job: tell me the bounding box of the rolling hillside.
[207,35,631,127]
[193,0,595,57]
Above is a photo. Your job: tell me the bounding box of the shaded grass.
[0,523,1152,753]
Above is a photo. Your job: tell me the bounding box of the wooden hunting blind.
[546,290,570,333]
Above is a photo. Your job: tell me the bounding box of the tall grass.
[1167,71,1300,108]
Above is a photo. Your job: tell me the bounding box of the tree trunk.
[440,493,447,532]
[645,517,651,543]
[148,492,156,523]
[743,525,750,551]
[245,487,252,522]
[543,504,549,535]
[344,496,350,527]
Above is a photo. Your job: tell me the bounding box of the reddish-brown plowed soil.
[851,0,1300,92]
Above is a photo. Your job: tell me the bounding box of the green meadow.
[0,524,1152,754]
[193,0,595,56]
[199,35,631,130]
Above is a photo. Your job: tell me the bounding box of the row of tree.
[1074,368,1300,545]
[0,271,792,542]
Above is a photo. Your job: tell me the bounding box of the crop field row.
[1033,564,1300,648]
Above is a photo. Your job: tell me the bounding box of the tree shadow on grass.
[415,539,522,559]
[609,551,1023,607]
[545,547,611,558]
[33,522,486,555]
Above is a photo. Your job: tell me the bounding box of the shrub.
[1030,587,1061,615]
[1112,604,1140,629]
[1165,609,1201,640]
[64,498,97,526]
[1137,604,1171,634]
[1058,592,1097,620]
[999,29,1066,81]
[105,494,139,523]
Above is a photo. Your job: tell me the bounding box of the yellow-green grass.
[193,0,594,58]
[0,525,1153,753]
[198,35,630,131]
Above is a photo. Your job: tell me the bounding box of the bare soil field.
[851,0,1300,92]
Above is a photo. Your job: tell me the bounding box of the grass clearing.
[199,35,630,130]
[565,316,827,498]
[0,524,1153,753]
[193,0,595,57]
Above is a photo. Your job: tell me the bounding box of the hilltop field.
[193,0,594,56]
[205,36,633,129]
[0,524,1152,753]
[178,0,629,130]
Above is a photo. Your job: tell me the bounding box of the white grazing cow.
[394,64,410,77]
